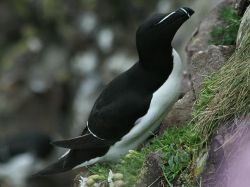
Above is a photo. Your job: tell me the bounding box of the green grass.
[88,124,201,186]
[209,7,241,45]
[189,23,250,185]
[194,29,250,140]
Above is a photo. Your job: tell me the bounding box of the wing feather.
[52,134,113,149]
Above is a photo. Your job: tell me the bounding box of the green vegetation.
[194,29,250,141]
[89,125,201,186]
[209,7,241,45]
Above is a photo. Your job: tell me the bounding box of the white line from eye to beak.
[180,8,190,18]
[156,11,175,25]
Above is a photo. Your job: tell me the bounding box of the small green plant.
[88,124,201,186]
[209,7,241,45]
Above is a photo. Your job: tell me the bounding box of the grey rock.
[186,0,234,58]
[201,115,250,187]
[136,152,166,187]
[235,0,250,16]
[236,5,250,48]
[191,45,235,95]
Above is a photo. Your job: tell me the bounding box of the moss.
[209,7,241,45]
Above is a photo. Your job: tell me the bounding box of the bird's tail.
[33,151,74,176]
[33,146,109,176]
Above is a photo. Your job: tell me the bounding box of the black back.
[87,7,194,141]
[88,62,172,141]
[35,7,195,176]
[87,7,194,142]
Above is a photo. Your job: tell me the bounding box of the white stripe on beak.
[156,11,175,25]
[180,8,190,18]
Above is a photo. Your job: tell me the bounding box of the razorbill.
[36,7,194,175]
[0,131,53,163]
[0,132,53,186]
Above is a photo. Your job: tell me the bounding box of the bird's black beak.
[176,7,194,18]
[155,7,194,25]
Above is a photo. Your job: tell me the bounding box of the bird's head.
[136,7,194,67]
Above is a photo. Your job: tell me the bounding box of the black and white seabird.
[37,7,194,175]
[0,132,53,186]
[0,132,53,163]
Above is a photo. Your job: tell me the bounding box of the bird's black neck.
[138,47,173,72]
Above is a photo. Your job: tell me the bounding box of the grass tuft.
[209,7,241,45]
[88,124,201,186]
[194,30,250,141]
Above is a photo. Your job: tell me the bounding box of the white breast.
[74,49,183,168]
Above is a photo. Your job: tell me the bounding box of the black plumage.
[36,7,194,175]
